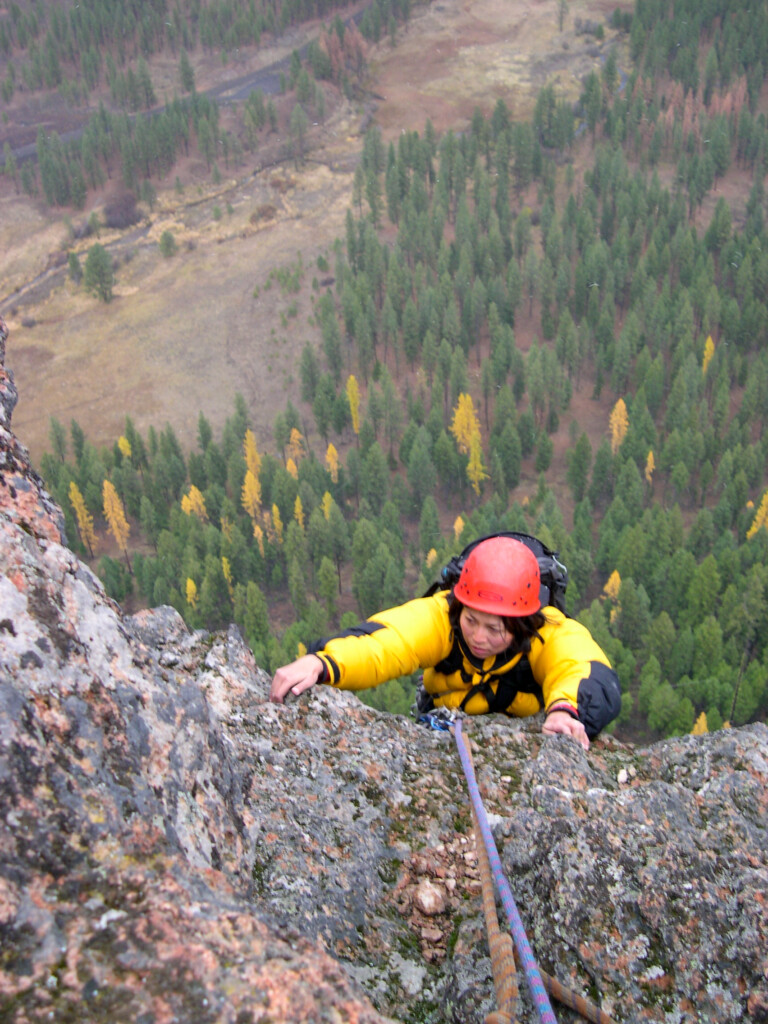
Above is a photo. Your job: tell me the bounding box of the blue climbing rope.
[454,719,558,1024]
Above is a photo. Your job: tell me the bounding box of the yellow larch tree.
[453,516,465,543]
[253,523,265,556]
[466,432,488,496]
[263,508,274,544]
[450,393,481,454]
[243,429,261,479]
[326,443,339,483]
[186,578,198,609]
[702,335,715,376]
[425,548,438,569]
[102,479,130,566]
[294,494,304,530]
[271,503,283,545]
[69,481,96,557]
[221,556,234,600]
[287,427,305,465]
[117,435,132,460]
[286,457,299,480]
[321,491,334,520]
[241,469,262,522]
[346,375,361,436]
[747,489,768,539]
[181,485,208,522]
[645,450,655,486]
[609,398,629,454]
[450,394,486,497]
[220,516,233,542]
[691,712,708,735]
[603,569,621,602]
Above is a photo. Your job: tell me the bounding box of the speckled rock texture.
[1,322,767,1024]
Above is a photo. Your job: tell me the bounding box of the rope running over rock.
[461,729,520,1024]
[453,720,619,1024]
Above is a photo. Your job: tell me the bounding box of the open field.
[1,0,626,469]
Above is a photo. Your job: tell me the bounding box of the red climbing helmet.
[453,536,542,616]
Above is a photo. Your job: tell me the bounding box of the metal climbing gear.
[416,708,456,732]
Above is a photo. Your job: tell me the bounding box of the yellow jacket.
[310,592,621,737]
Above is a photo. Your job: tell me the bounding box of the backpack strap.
[426,532,569,613]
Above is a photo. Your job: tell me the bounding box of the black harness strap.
[459,656,544,714]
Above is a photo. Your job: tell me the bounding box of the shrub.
[84,243,114,302]
[103,192,140,229]
[159,230,177,257]
[68,252,83,282]
[98,556,133,602]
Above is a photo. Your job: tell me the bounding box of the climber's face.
[459,606,512,659]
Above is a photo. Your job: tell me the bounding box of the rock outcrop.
[1,320,767,1023]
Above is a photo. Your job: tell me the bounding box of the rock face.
[1,321,767,1024]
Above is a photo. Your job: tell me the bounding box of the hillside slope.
[2,318,767,1023]
[1,0,622,466]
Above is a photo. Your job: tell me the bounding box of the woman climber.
[269,535,621,750]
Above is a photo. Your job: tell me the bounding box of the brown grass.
[1,0,628,472]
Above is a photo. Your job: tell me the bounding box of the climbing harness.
[453,720,618,1024]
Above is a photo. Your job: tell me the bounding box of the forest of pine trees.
[2,0,395,205]
[0,0,370,92]
[27,0,768,740]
